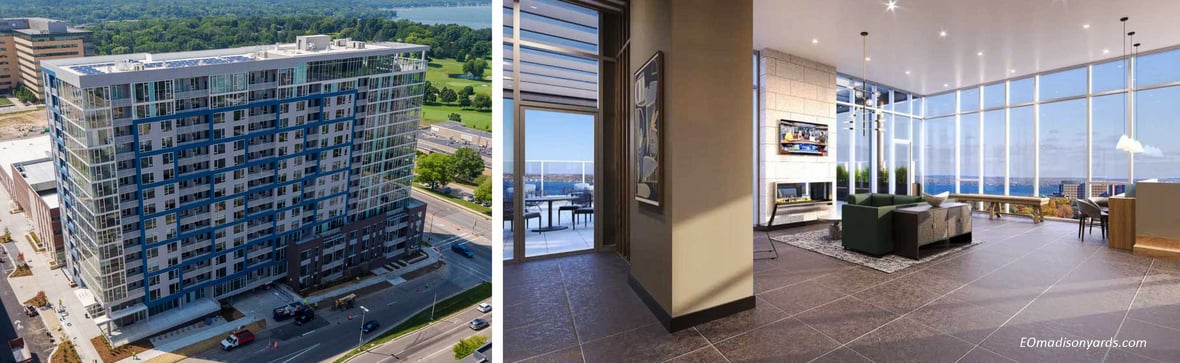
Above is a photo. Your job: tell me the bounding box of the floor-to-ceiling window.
[835,75,921,196]
[503,0,602,261]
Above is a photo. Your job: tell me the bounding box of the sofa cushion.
[848,193,872,206]
[894,195,924,204]
[870,194,894,207]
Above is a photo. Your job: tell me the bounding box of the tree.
[452,335,488,360]
[14,85,37,104]
[471,94,492,111]
[474,177,491,203]
[439,87,457,103]
[414,153,453,190]
[455,52,466,62]
[448,113,462,122]
[424,81,438,104]
[458,96,472,108]
[451,147,484,183]
[463,57,487,79]
[458,85,474,98]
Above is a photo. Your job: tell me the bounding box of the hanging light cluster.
[1116,16,1144,154]
[846,31,884,137]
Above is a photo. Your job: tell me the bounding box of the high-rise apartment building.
[1,18,93,96]
[41,35,428,335]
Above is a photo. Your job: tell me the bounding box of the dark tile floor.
[503,215,1180,362]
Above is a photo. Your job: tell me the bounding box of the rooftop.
[0,135,53,176]
[50,35,428,76]
[0,17,90,35]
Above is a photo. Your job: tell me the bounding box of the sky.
[503,99,595,175]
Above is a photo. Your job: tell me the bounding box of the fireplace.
[774,182,832,204]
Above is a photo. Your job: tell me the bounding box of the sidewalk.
[113,315,259,363]
[307,247,443,306]
[0,188,103,363]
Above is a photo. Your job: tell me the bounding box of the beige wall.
[757,50,838,225]
[629,0,754,318]
[12,37,85,96]
[1135,182,1180,240]
[0,36,17,93]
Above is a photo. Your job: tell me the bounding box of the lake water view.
[386,5,491,29]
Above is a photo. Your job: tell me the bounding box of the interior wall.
[1135,182,1180,240]
[628,0,755,319]
[628,0,674,314]
[757,50,838,225]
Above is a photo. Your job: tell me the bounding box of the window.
[1092,94,1128,184]
[1009,106,1035,196]
[1009,77,1034,105]
[925,92,955,117]
[924,117,954,195]
[1039,68,1086,100]
[1092,60,1128,93]
[982,110,1005,195]
[960,87,980,112]
[1134,86,1180,181]
[959,113,980,193]
[983,83,1005,109]
[1135,48,1180,87]
[1039,99,1086,213]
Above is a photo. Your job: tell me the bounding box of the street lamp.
[358,306,369,347]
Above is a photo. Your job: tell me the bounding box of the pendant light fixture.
[861,32,869,136]
[1115,17,1144,154]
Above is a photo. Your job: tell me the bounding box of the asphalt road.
[348,301,491,363]
[414,190,491,247]
[415,131,492,169]
[0,243,54,363]
[177,198,491,363]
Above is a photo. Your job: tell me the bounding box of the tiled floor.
[504,204,596,259]
[503,215,1180,362]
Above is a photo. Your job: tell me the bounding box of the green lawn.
[422,104,491,131]
[414,185,492,216]
[0,97,12,107]
[426,57,491,94]
[423,58,492,131]
[334,282,492,363]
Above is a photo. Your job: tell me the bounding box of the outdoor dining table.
[524,195,578,232]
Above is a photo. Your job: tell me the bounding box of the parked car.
[476,303,492,313]
[469,318,489,330]
[451,244,474,258]
[24,305,37,317]
[362,320,380,334]
[464,195,474,202]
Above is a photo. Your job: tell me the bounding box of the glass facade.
[44,45,428,325]
[835,76,922,200]
[898,47,1180,219]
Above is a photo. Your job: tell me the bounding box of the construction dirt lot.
[0,107,49,140]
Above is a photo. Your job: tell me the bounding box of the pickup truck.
[220,330,255,351]
[273,302,310,321]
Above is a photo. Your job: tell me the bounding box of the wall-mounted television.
[778,120,828,156]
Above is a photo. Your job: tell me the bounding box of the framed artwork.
[634,51,664,208]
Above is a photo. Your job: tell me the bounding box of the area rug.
[768,230,983,273]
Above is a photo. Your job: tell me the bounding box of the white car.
[477,303,492,313]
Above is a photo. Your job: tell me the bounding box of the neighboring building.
[0,18,93,96]
[1058,181,1084,199]
[0,136,63,266]
[427,120,490,148]
[41,35,429,339]
[1090,181,1127,197]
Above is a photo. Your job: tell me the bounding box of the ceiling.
[754,0,1180,95]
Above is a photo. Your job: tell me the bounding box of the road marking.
[268,342,320,363]
[301,329,318,337]
[14,321,22,330]
[386,300,399,306]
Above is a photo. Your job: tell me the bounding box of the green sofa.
[841,193,926,256]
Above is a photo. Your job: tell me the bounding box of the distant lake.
[387,5,491,29]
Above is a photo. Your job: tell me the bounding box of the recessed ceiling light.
[939,30,948,37]
[905,70,911,75]
[977,51,984,56]
[812,38,819,44]
[943,83,950,88]
[1083,24,1091,29]
[1010,69,1016,73]
[865,57,872,62]
[1102,48,1110,54]
[886,0,898,11]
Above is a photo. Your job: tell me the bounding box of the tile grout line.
[805,231,1061,362]
[1100,258,1154,363]
[952,241,1106,363]
[797,311,877,363]
[557,264,590,363]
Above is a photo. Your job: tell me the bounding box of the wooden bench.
[949,194,1049,224]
